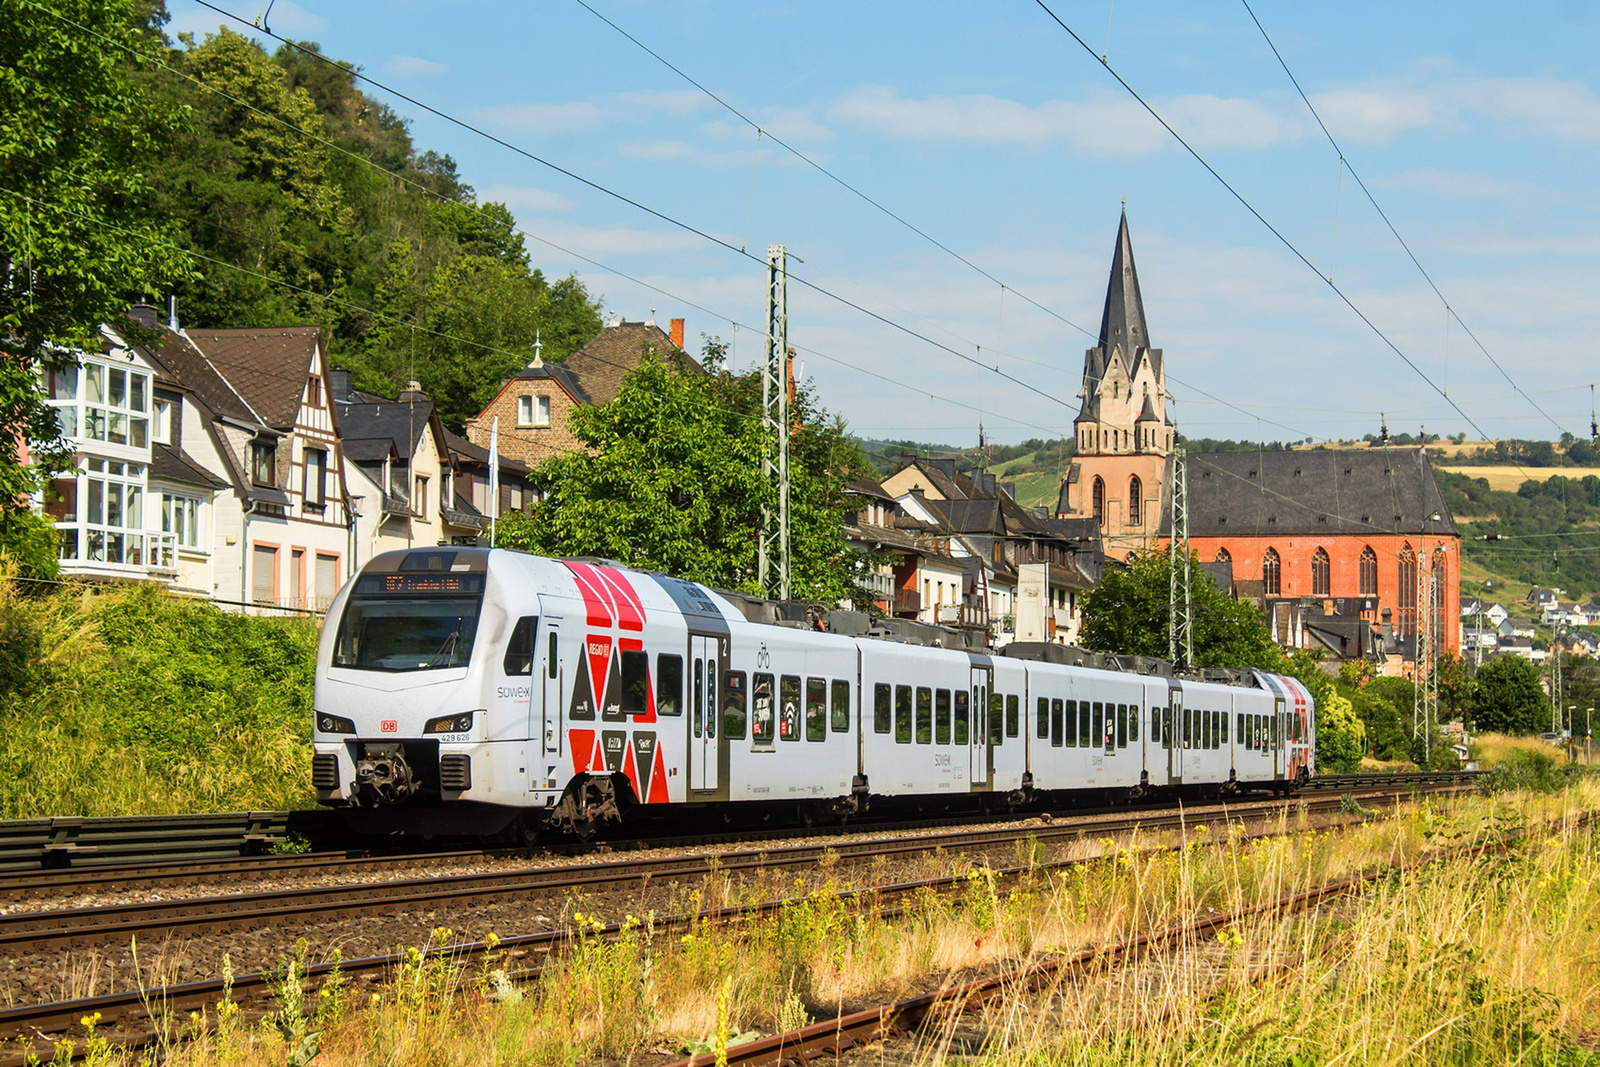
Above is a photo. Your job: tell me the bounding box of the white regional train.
[312,547,1316,839]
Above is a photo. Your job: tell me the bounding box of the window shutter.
[315,555,338,608]
[252,544,277,603]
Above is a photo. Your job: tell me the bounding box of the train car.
[312,547,1315,839]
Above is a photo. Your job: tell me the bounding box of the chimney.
[168,295,178,332]
[399,379,428,402]
[126,303,158,329]
[670,317,685,349]
[328,365,353,402]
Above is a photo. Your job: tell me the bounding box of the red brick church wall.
[1187,533,1460,655]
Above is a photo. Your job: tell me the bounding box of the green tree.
[1078,551,1281,668]
[1347,684,1410,761]
[1471,655,1548,735]
[496,342,873,603]
[1,0,187,558]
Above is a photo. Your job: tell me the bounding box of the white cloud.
[475,102,605,135]
[387,55,448,78]
[828,85,1297,157]
[759,107,833,143]
[474,184,575,214]
[1374,168,1541,201]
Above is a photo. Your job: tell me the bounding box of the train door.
[689,634,719,792]
[1167,687,1184,786]
[1273,695,1286,782]
[969,667,989,786]
[541,620,563,759]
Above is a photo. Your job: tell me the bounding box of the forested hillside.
[1438,469,1600,596]
[141,24,603,428]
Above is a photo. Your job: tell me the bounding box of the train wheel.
[505,813,542,850]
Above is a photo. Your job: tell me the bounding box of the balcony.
[892,589,921,616]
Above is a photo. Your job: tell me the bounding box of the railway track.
[665,807,1598,1067]
[0,783,1469,1064]
[0,770,1480,889]
[0,784,1469,956]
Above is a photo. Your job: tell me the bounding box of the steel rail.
[0,786,1468,956]
[0,770,1481,886]
[667,807,1597,1067]
[0,786,1454,1063]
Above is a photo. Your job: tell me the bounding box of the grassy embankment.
[42,780,1600,1066]
[0,577,317,818]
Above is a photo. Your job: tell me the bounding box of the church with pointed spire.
[1056,210,1173,556]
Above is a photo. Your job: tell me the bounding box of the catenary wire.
[1239,0,1568,438]
[24,2,1076,442]
[1032,0,1540,488]
[188,0,1084,418]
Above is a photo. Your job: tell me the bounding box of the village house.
[465,318,699,466]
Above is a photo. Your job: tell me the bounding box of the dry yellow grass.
[34,783,1600,1067]
[1439,465,1600,491]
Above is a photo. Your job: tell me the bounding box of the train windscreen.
[331,573,485,672]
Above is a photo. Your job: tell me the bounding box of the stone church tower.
[1055,210,1173,557]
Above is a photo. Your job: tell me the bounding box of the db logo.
[381,720,398,733]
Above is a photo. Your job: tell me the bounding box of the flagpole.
[488,415,500,548]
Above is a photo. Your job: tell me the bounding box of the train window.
[1128,705,1138,744]
[1092,702,1104,751]
[1116,704,1128,748]
[916,687,933,744]
[1060,699,1075,747]
[896,685,913,743]
[780,676,801,741]
[1236,712,1244,743]
[1036,697,1049,739]
[989,692,1004,746]
[620,651,650,715]
[935,689,952,744]
[1161,707,1171,750]
[1050,699,1064,748]
[1079,701,1091,748]
[752,673,775,746]
[1272,712,1280,746]
[692,658,704,738]
[831,680,850,733]
[724,672,747,739]
[502,616,537,675]
[806,678,827,741]
[953,689,969,745]
[874,684,892,734]
[1220,711,1228,746]
[1006,694,1019,738]
[657,655,683,716]
[548,633,559,679]
[1182,707,1191,749]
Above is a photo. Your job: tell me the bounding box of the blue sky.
[167,0,1600,448]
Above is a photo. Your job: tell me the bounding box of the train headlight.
[317,713,356,735]
[424,710,476,734]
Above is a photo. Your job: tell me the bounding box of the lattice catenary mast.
[759,245,791,600]
[1168,432,1193,666]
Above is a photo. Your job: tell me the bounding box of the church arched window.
[1263,548,1281,596]
[1311,547,1330,596]
[1215,547,1232,565]
[1092,477,1105,527]
[1128,476,1143,526]
[1359,545,1377,595]
[1398,545,1417,636]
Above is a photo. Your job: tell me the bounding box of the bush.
[0,580,318,817]
[1472,656,1548,735]
[1483,747,1569,793]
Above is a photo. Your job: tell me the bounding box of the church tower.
[1056,210,1173,557]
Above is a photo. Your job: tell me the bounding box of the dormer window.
[250,440,276,486]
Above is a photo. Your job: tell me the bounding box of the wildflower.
[80,1012,102,1030]
[1195,824,1207,834]
[484,932,501,951]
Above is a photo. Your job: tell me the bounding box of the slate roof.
[184,327,320,431]
[334,399,434,461]
[1098,209,1152,363]
[846,475,897,503]
[341,438,399,463]
[137,326,258,424]
[900,458,981,501]
[512,359,590,404]
[442,428,529,475]
[1161,447,1458,539]
[560,322,702,405]
[148,442,229,490]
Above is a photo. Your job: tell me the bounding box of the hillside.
[143,27,605,429]
[1437,469,1600,599]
